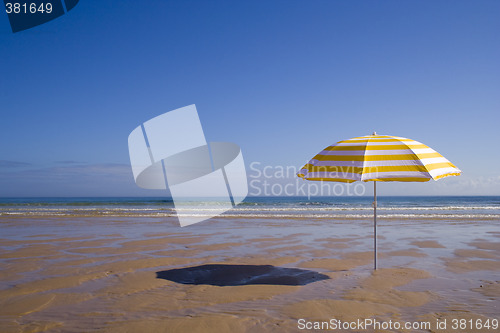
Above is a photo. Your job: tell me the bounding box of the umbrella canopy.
[298,133,461,269]
[298,133,461,182]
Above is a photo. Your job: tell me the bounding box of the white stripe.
[419,157,451,166]
[411,148,437,154]
[313,160,365,167]
[366,141,421,146]
[317,147,438,156]
[314,160,428,168]
[362,160,423,167]
[363,148,437,156]
[364,149,416,155]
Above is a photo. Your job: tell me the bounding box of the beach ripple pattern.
[128,105,248,227]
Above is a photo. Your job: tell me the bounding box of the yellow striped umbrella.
[298,132,461,269]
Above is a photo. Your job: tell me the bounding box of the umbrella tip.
[372,131,377,136]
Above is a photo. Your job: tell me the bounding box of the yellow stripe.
[363,177,431,182]
[306,164,439,174]
[434,172,461,180]
[422,162,456,171]
[303,177,356,183]
[307,165,427,174]
[325,144,428,151]
[301,175,430,182]
[315,152,442,162]
[363,165,428,173]
[300,163,459,178]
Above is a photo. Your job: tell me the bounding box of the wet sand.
[0,216,499,332]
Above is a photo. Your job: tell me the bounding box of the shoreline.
[2,214,500,220]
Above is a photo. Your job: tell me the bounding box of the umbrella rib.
[360,135,372,182]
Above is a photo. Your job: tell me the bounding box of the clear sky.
[1,0,499,197]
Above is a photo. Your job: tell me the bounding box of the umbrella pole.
[374,181,377,270]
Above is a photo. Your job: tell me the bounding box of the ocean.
[1,196,499,220]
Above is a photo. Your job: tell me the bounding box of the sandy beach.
[1,214,499,332]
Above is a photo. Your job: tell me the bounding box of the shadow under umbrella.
[156,264,330,286]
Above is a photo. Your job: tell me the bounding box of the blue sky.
[1,0,499,196]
